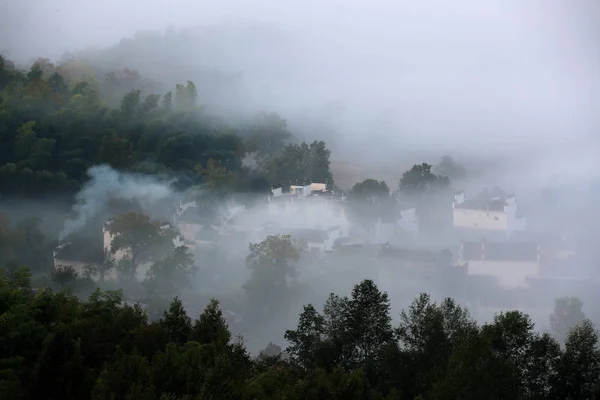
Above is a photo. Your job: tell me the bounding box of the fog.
[2,0,599,183]
[2,0,600,352]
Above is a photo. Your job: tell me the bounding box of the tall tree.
[268,140,333,186]
[243,235,302,319]
[398,163,452,234]
[246,112,291,169]
[550,297,586,344]
[106,212,177,280]
[433,155,466,184]
[348,179,396,231]
[191,298,232,346]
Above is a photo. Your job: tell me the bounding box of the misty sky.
[1,0,598,184]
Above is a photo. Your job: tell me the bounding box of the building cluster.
[52,180,588,324]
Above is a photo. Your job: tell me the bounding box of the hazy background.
[1,0,599,192]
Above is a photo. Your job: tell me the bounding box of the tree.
[120,89,141,122]
[194,158,237,196]
[399,163,449,197]
[246,112,291,169]
[398,163,452,234]
[51,265,78,288]
[173,81,198,111]
[433,155,466,184]
[553,319,600,399]
[84,249,116,283]
[396,294,475,397]
[344,280,395,368]
[161,297,192,345]
[243,235,302,318]
[144,245,196,297]
[349,179,390,201]
[285,304,326,370]
[348,179,396,231]
[267,140,334,186]
[191,298,232,347]
[161,91,173,111]
[106,212,177,280]
[550,297,586,344]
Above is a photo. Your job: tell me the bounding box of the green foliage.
[550,296,586,344]
[0,267,599,399]
[0,213,52,274]
[243,235,302,320]
[0,55,333,198]
[106,212,178,280]
[433,155,466,184]
[398,163,453,233]
[348,179,398,229]
[399,163,449,196]
[267,140,334,186]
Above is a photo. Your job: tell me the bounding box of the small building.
[288,228,330,255]
[176,203,221,243]
[453,194,526,239]
[459,240,540,289]
[53,237,105,279]
[194,225,220,248]
[454,198,508,231]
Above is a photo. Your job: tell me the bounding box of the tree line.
[2,266,599,399]
[0,55,334,199]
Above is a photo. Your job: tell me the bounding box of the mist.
[2,0,600,355]
[2,0,598,186]
[59,165,176,240]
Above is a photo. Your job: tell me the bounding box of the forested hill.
[0,54,334,199]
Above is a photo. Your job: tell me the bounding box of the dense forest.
[2,53,600,399]
[3,268,600,399]
[0,54,333,199]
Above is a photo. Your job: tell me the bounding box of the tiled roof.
[179,206,219,225]
[288,228,329,243]
[462,241,539,262]
[378,244,451,264]
[454,199,506,212]
[195,226,219,241]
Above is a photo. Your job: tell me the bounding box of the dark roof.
[54,240,104,264]
[269,194,293,203]
[288,229,329,243]
[195,226,219,241]
[179,206,219,225]
[462,241,539,261]
[454,199,506,212]
[378,244,451,264]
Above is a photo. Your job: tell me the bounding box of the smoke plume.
[59,165,174,240]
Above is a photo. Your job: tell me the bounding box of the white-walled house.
[101,221,186,281]
[453,199,508,231]
[453,194,526,239]
[459,241,540,289]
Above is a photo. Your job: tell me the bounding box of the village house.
[101,220,185,281]
[453,193,526,240]
[267,182,350,237]
[459,240,540,289]
[52,240,103,279]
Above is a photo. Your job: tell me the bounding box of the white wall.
[311,183,327,192]
[506,196,526,234]
[398,208,418,235]
[178,223,202,242]
[453,208,507,231]
[467,260,540,289]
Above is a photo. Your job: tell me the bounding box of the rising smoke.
[59,165,174,240]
